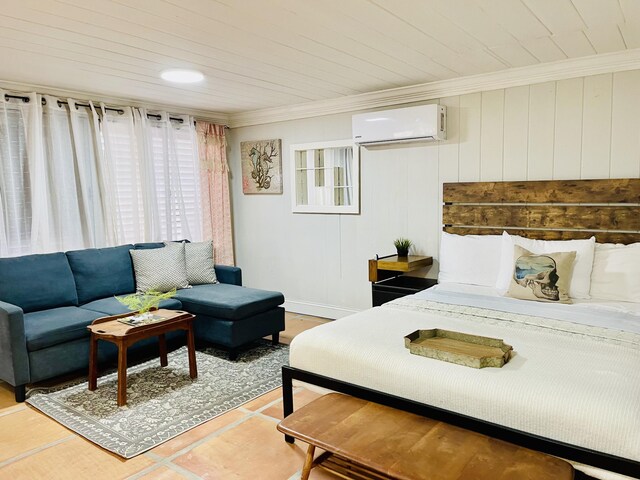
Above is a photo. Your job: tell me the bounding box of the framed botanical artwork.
[240,139,283,194]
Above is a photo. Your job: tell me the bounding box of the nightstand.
[368,255,436,307]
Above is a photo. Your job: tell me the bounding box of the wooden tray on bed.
[404,329,512,369]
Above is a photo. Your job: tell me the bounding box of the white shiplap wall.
[228,69,640,318]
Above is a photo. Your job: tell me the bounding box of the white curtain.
[338,146,353,206]
[1,92,109,254]
[0,91,33,256]
[100,105,143,245]
[0,91,202,256]
[97,107,202,244]
[128,108,201,242]
[42,96,86,251]
[323,146,352,207]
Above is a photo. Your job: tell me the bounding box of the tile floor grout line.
[155,392,306,466]
[166,462,206,480]
[133,411,261,477]
[124,462,164,480]
[126,457,204,480]
[0,434,76,468]
[143,451,164,462]
[139,386,306,469]
[0,405,27,417]
[256,412,282,424]
[158,410,260,463]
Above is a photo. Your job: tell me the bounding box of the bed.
[283,179,640,480]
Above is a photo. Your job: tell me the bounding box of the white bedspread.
[289,290,640,469]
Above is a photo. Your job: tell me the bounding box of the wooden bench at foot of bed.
[277,393,574,480]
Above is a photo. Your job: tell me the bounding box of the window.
[290,140,359,214]
[106,111,202,245]
[147,116,202,241]
[0,95,202,256]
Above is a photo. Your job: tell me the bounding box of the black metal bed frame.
[282,365,640,479]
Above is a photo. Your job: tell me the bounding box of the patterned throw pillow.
[165,241,218,285]
[129,243,190,293]
[505,245,576,304]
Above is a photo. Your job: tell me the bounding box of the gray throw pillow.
[187,241,218,285]
[164,240,218,285]
[130,243,190,293]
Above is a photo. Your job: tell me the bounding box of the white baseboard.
[283,300,361,320]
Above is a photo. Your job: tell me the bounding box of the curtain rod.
[4,94,187,124]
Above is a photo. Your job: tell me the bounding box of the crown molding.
[0,80,230,125]
[229,48,640,128]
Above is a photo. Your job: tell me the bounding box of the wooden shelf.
[377,255,432,272]
[368,255,432,282]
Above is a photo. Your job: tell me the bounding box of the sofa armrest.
[0,300,30,387]
[215,265,242,286]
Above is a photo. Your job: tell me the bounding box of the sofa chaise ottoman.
[0,242,285,402]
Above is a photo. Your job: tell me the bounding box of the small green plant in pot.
[116,289,177,322]
[394,237,412,257]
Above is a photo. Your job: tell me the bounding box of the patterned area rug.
[27,343,288,458]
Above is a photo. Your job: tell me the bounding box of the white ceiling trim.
[229,48,640,128]
[0,79,231,125]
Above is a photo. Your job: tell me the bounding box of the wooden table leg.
[158,334,168,367]
[186,322,197,379]
[117,342,128,407]
[88,334,98,391]
[301,444,316,480]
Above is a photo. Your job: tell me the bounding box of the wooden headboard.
[443,179,640,244]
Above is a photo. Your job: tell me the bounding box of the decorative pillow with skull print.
[506,245,576,303]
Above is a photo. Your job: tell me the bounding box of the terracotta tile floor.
[0,313,335,480]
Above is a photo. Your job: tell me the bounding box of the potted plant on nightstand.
[393,237,412,258]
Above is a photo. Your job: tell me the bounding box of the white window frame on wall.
[289,139,360,214]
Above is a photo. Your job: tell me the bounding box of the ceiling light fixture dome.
[161,69,204,83]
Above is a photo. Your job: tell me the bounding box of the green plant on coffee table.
[393,237,412,257]
[116,288,177,316]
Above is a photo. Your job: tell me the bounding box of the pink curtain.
[196,122,235,265]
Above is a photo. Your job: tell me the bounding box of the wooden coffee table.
[87,308,197,406]
[278,393,575,480]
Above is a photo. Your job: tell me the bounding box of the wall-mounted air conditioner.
[352,104,446,146]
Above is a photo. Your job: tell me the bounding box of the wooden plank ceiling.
[0,0,638,115]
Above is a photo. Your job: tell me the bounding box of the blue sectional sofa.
[0,243,285,402]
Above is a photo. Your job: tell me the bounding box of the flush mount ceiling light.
[160,69,204,83]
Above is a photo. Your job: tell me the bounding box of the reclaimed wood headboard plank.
[443,179,640,244]
[443,179,640,204]
[443,205,640,231]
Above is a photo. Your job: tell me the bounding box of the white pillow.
[590,243,640,303]
[438,232,503,287]
[495,232,595,299]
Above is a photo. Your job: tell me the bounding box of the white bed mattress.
[289,284,640,477]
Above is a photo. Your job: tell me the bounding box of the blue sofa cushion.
[133,240,190,250]
[80,296,182,316]
[24,306,103,351]
[66,245,135,304]
[0,252,78,313]
[174,284,284,321]
[133,242,165,250]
